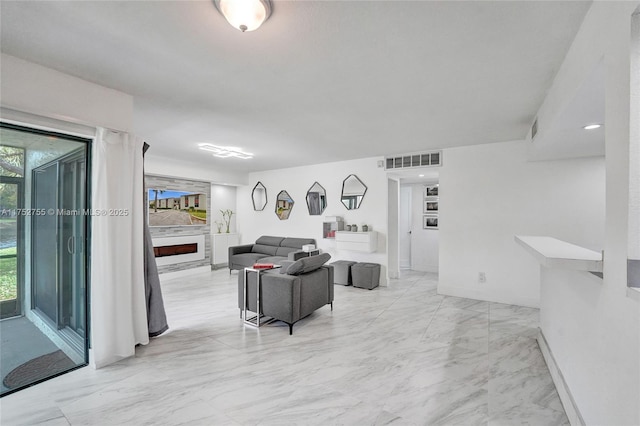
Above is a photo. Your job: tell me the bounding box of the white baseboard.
[159,265,211,280]
[537,329,585,426]
[410,266,439,273]
[437,283,539,308]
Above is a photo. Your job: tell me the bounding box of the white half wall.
[527,2,640,425]
[237,157,389,285]
[438,140,605,308]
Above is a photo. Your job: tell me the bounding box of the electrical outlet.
[478,272,486,283]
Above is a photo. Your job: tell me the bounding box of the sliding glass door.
[32,149,89,350]
[1,123,90,396]
[59,151,88,346]
[32,162,59,323]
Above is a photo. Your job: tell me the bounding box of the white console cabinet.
[212,233,239,267]
[335,231,378,253]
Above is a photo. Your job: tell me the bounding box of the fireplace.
[151,235,206,266]
[154,243,198,258]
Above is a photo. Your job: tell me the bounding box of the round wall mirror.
[275,190,294,220]
[252,182,267,211]
[306,182,327,215]
[341,174,367,210]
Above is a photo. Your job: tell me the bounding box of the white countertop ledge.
[515,236,603,273]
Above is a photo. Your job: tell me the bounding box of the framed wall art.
[424,200,438,213]
[424,184,439,197]
[423,215,438,230]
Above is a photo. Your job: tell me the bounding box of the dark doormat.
[3,350,76,389]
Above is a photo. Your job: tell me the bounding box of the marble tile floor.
[0,269,568,425]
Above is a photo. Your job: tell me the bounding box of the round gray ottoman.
[352,263,381,290]
[330,260,357,285]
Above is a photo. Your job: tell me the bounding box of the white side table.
[243,265,281,327]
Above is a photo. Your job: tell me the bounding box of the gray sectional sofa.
[228,236,316,271]
[238,253,334,334]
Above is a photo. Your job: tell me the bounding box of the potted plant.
[220,209,234,233]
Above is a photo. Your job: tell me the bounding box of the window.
[0,145,24,177]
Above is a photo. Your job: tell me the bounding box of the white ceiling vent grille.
[384,150,442,170]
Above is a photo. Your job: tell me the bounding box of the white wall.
[522,2,640,424]
[237,157,389,285]
[399,185,412,269]
[538,267,638,426]
[387,178,400,280]
[410,183,439,273]
[144,154,246,186]
[438,140,605,308]
[0,54,139,367]
[629,11,640,263]
[211,184,237,234]
[1,54,133,132]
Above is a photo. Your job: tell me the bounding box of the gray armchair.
[238,254,334,334]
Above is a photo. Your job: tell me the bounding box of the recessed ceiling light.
[419,174,424,177]
[583,124,601,130]
[198,143,253,159]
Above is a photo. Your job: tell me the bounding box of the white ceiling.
[528,61,605,161]
[0,0,591,174]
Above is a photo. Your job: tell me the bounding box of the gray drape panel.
[143,142,169,337]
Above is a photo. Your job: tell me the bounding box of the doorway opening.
[398,174,439,274]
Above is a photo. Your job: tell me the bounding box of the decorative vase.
[346,225,352,231]
[352,225,358,232]
[362,225,368,232]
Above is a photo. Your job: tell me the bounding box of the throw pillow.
[286,253,331,275]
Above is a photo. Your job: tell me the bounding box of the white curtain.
[90,127,149,368]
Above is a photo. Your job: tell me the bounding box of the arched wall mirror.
[306,182,327,215]
[252,182,267,211]
[275,190,294,220]
[341,174,367,210]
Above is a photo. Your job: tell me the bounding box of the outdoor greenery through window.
[0,145,24,303]
[1,146,24,177]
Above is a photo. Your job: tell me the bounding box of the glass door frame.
[56,148,89,352]
[0,176,24,319]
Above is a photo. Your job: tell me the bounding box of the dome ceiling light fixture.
[214,0,272,32]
